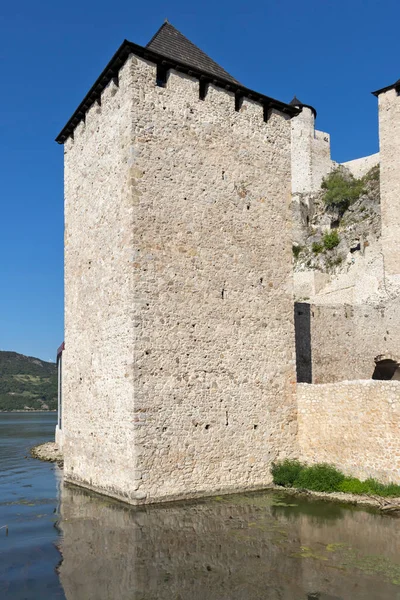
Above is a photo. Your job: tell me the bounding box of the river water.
[1,414,400,599]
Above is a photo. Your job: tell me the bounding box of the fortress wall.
[378,88,400,276]
[298,380,400,483]
[62,56,137,499]
[294,300,400,384]
[341,152,379,179]
[311,129,335,190]
[63,53,298,505]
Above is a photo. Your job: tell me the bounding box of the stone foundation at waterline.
[298,380,400,484]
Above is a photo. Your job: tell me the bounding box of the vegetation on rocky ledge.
[293,164,381,274]
[322,167,365,213]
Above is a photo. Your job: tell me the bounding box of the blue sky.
[0,0,399,361]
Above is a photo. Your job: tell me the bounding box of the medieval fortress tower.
[55,22,400,505]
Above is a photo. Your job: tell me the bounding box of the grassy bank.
[272,460,400,498]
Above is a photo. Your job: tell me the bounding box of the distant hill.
[0,351,57,411]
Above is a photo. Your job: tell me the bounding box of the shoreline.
[0,409,57,413]
[30,441,400,513]
[31,441,63,467]
[273,484,400,512]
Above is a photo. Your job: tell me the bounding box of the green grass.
[312,242,324,254]
[272,460,400,497]
[292,245,303,259]
[323,230,340,250]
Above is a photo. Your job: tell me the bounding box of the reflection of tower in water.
[58,485,400,600]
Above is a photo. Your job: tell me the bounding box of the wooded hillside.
[0,351,57,411]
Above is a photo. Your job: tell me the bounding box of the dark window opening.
[235,94,243,112]
[263,104,272,122]
[372,359,400,380]
[199,80,208,100]
[294,302,312,383]
[156,64,168,88]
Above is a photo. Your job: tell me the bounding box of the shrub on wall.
[323,230,340,250]
[295,464,345,492]
[271,461,400,497]
[271,459,304,487]
[292,245,302,259]
[321,168,365,213]
[312,242,324,254]
[362,164,380,183]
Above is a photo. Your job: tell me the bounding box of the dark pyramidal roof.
[147,21,239,84]
[289,95,317,118]
[289,95,303,107]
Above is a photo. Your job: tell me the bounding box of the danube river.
[2,413,400,599]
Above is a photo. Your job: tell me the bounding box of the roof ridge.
[146,21,240,85]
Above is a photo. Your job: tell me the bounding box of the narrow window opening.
[263,104,272,122]
[199,79,208,100]
[156,64,168,88]
[235,94,243,112]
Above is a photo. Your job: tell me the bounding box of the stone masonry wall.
[62,52,298,504]
[298,380,400,483]
[294,299,400,383]
[378,88,400,277]
[63,59,136,500]
[342,152,379,179]
[311,129,334,191]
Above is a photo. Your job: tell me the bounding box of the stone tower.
[290,96,333,196]
[290,96,317,194]
[56,22,299,505]
[373,78,400,278]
